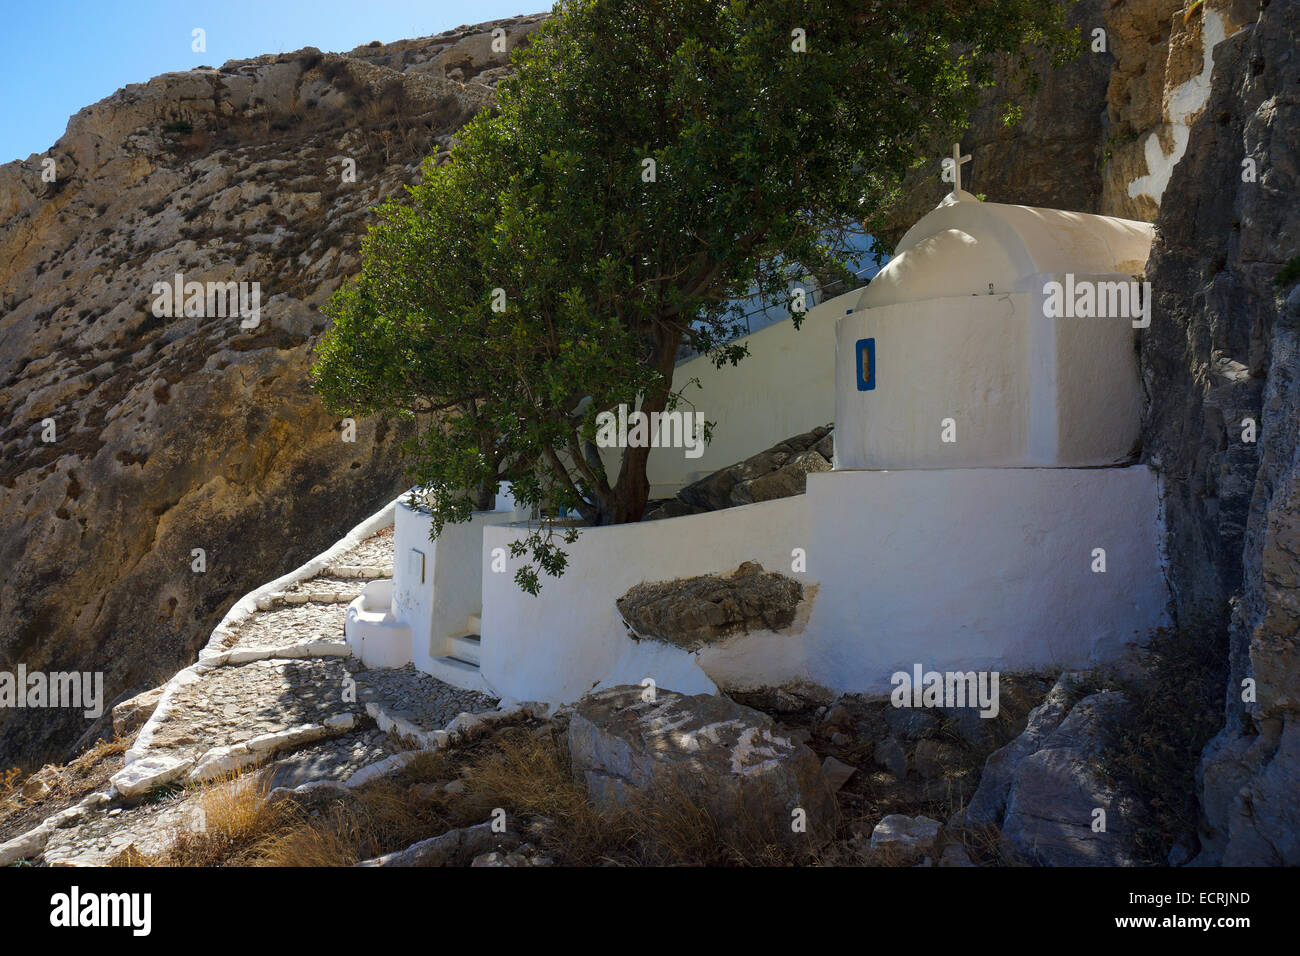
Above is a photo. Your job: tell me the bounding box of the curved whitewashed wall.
[479,496,813,704]
[475,464,1166,705]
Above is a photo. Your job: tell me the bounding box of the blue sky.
[0,1,540,163]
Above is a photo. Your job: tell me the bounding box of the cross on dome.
[949,143,972,196]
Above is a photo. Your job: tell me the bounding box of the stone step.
[467,612,482,633]
[449,634,481,666]
[323,564,392,580]
[436,654,480,675]
[424,654,492,694]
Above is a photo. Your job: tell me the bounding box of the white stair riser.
[449,634,481,666]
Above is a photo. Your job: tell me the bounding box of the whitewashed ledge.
[363,701,546,753]
[0,790,114,867]
[115,495,403,796]
[198,494,403,667]
[111,714,361,799]
[271,702,547,795]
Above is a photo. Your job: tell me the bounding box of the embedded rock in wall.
[616,561,803,651]
[0,16,548,767]
[1139,0,1300,864]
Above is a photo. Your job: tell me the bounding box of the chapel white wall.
[392,494,519,678]
[598,288,858,498]
[835,289,1142,469]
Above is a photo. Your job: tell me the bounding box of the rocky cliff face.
[880,0,1256,240]
[1141,0,1300,865]
[0,16,547,767]
[881,0,1296,865]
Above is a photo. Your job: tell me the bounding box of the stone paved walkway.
[148,657,367,760]
[222,602,350,651]
[356,664,497,735]
[260,728,400,791]
[21,523,504,866]
[42,790,205,867]
[331,526,396,574]
[282,575,367,602]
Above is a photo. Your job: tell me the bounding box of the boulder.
[869,814,943,865]
[950,672,1085,830]
[568,686,838,848]
[19,764,61,799]
[997,691,1140,866]
[657,425,833,515]
[111,686,165,737]
[616,562,803,651]
[820,756,857,792]
[873,736,907,778]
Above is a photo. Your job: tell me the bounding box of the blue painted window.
[856,338,875,391]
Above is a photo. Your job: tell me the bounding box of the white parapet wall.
[479,495,814,705]
[476,465,1167,706]
[800,465,1168,696]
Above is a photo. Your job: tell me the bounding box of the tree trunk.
[599,324,683,525]
[474,436,497,511]
[473,480,496,512]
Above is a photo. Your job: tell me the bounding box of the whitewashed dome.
[856,193,1154,309]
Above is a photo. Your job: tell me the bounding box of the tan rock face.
[878,0,1254,242]
[1098,0,1184,221]
[0,16,548,766]
[1100,0,1256,220]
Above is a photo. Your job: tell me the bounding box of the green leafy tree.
[314,0,1075,591]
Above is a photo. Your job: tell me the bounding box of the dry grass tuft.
[454,725,635,864]
[257,804,364,867]
[141,772,285,867]
[0,733,132,842]
[0,767,22,802]
[452,725,815,866]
